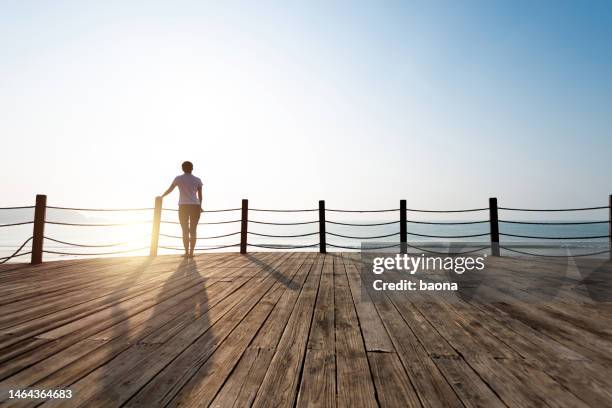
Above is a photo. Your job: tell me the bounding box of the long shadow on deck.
[92,253,297,406]
[245,253,298,290]
[88,256,211,406]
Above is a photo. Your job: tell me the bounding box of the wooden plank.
[0,255,270,391]
[368,352,421,408]
[343,254,394,353]
[39,253,296,407]
[296,253,335,407]
[210,254,322,408]
[250,253,323,407]
[359,263,463,408]
[151,255,314,407]
[466,355,590,408]
[0,253,610,408]
[123,253,308,407]
[334,255,377,408]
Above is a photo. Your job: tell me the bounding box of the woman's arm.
[197,185,203,212]
[161,182,176,198]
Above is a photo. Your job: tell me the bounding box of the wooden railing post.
[400,199,407,254]
[240,199,248,254]
[319,200,326,253]
[31,194,47,265]
[149,196,162,257]
[489,197,500,256]
[609,194,611,260]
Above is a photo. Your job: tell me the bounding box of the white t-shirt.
[173,173,203,205]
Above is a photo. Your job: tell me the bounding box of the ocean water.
[1,207,609,263]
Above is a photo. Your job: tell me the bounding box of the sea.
[1,207,609,263]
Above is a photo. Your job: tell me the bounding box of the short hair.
[181,161,193,173]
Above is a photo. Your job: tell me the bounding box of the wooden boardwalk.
[0,252,611,407]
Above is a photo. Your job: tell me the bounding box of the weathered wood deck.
[0,252,611,407]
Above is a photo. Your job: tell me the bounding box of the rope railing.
[44,236,133,248]
[161,219,241,225]
[405,207,488,213]
[326,220,399,226]
[327,242,400,250]
[248,219,319,225]
[248,231,318,238]
[499,233,609,240]
[250,208,318,212]
[500,246,610,258]
[407,219,489,225]
[405,243,491,255]
[0,221,34,228]
[159,243,240,251]
[43,247,148,256]
[46,220,152,227]
[326,208,399,213]
[406,232,490,239]
[248,243,319,249]
[160,232,240,240]
[1,195,610,263]
[326,231,400,240]
[47,206,153,211]
[0,237,33,264]
[499,220,608,225]
[162,207,241,212]
[499,206,609,212]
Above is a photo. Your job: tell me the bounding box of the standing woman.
[161,161,203,258]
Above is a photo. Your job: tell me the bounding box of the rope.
[162,208,241,212]
[326,242,400,250]
[0,206,35,210]
[248,243,319,249]
[0,252,32,264]
[406,232,490,238]
[43,247,148,256]
[160,232,240,240]
[500,246,610,258]
[401,243,491,255]
[250,208,318,212]
[249,219,319,225]
[0,221,34,228]
[160,219,241,225]
[499,206,609,212]
[0,237,33,264]
[326,220,399,226]
[326,219,489,226]
[326,208,399,213]
[326,231,400,240]
[407,219,489,225]
[159,243,240,251]
[200,219,241,225]
[44,236,132,248]
[248,231,318,238]
[46,220,151,227]
[406,208,488,213]
[499,220,609,225]
[499,233,609,240]
[47,206,152,212]
[325,242,490,254]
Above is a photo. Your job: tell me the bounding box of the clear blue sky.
[1,0,610,211]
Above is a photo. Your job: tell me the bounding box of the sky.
[1,0,611,212]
